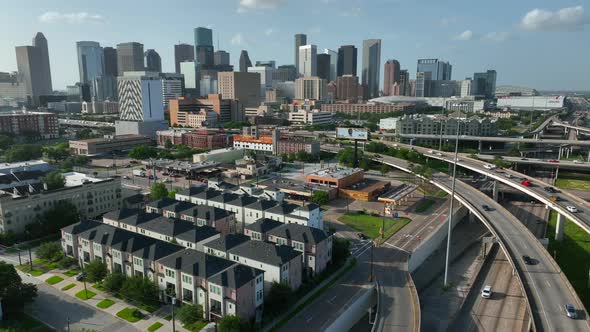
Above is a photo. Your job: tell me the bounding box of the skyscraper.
[15,32,53,106]
[316,54,331,81]
[324,49,338,82]
[239,50,252,73]
[194,27,214,66]
[294,34,307,76]
[218,71,261,109]
[214,51,230,66]
[103,47,118,77]
[472,70,497,98]
[116,42,144,75]
[180,61,200,97]
[362,39,381,99]
[174,44,194,74]
[337,45,357,77]
[396,70,410,96]
[117,72,164,122]
[144,49,162,73]
[76,41,104,84]
[383,59,400,96]
[416,59,452,80]
[298,45,317,77]
[255,61,276,68]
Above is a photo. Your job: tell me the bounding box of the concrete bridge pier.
[478,140,483,152]
[492,180,499,201]
[555,213,565,241]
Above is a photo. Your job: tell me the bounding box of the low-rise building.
[321,102,418,114]
[69,134,152,156]
[204,234,250,258]
[288,109,332,126]
[244,218,283,241]
[379,117,399,131]
[157,129,233,150]
[306,167,364,188]
[193,148,245,164]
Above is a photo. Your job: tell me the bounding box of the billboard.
[336,127,369,140]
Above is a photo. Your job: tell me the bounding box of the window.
[256,276,262,284]
[182,274,192,284]
[165,269,175,278]
[209,284,221,295]
[256,290,263,301]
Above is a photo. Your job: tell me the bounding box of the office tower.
[295,77,327,101]
[316,54,331,81]
[294,34,307,76]
[144,49,162,73]
[214,51,230,66]
[76,41,104,84]
[200,75,218,96]
[116,42,144,75]
[298,45,317,77]
[248,66,274,98]
[362,39,381,99]
[337,45,357,77]
[255,61,276,68]
[239,50,252,73]
[103,47,118,76]
[174,44,195,74]
[416,59,452,80]
[180,61,200,97]
[472,70,497,98]
[15,32,53,106]
[273,65,297,82]
[383,59,400,96]
[91,76,117,101]
[117,72,164,122]
[194,27,214,66]
[218,72,260,108]
[324,49,337,82]
[160,73,183,110]
[335,75,360,102]
[394,70,410,96]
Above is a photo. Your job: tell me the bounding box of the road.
[474,155,590,170]
[385,133,590,146]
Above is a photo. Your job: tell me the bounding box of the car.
[522,255,533,265]
[564,304,577,319]
[123,175,129,179]
[536,219,544,224]
[162,172,170,176]
[148,175,154,180]
[544,186,557,193]
[427,150,434,154]
[566,206,578,213]
[521,180,532,187]
[75,272,85,281]
[521,158,528,161]
[163,178,172,183]
[504,173,513,179]
[483,164,496,170]
[574,160,584,164]
[357,233,367,240]
[481,285,492,298]
[548,159,559,163]
[482,205,492,211]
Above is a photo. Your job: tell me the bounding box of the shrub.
[58,257,78,269]
[36,242,63,262]
[176,304,203,325]
[103,272,125,293]
[84,260,107,283]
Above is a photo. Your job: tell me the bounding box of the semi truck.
[132,169,146,177]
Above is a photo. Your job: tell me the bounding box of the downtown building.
[15,32,53,106]
[169,95,240,126]
[362,39,381,99]
[174,43,194,74]
[156,129,233,150]
[0,110,58,139]
[295,77,327,101]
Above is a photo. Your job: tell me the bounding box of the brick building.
[0,111,58,139]
[169,95,240,126]
[321,102,418,114]
[157,129,233,150]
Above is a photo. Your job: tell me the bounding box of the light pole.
[443,119,461,287]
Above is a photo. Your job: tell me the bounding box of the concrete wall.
[408,206,468,273]
[324,285,375,332]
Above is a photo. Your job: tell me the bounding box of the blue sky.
[1,0,589,91]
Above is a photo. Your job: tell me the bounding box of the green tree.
[36,242,63,262]
[332,238,351,266]
[103,272,125,293]
[25,201,80,238]
[151,183,168,200]
[42,170,65,190]
[337,147,362,167]
[128,145,158,160]
[0,262,37,317]
[167,190,177,199]
[75,128,95,139]
[311,191,329,205]
[120,276,159,308]
[266,283,293,316]
[217,315,247,332]
[85,260,107,283]
[0,135,14,150]
[43,144,70,162]
[5,144,43,162]
[380,164,391,176]
[164,139,173,149]
[359,158,370,171]
[176,304,203,325]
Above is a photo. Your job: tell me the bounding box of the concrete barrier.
[324,284,375,332]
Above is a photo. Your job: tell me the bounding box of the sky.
[1,0,589,91]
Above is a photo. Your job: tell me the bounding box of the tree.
[265,283,293,316]
[76,128,95,139]
[43,144,70,162]
[103,272,125,293]
[0,262,37,317]
[42,170,66,190]
[5,144,43,162]
[84,260,107,283]
[128,145,158,160]
[359,158,370,171]
[380,164,391,176]
[311,191,329,205]
[25,201,80,239]
[217,315,247,332]
[0,135,14,150]
[36,242,63,262]
[164,139,173,149]
[151,183,168,200]
[332,238,351,266]
[120,276,159,307]
[176,304,203,325]
[167,190,177,199]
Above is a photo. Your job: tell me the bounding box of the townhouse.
[61,219,103,257]
[203,234,250,258]
[147,198,236,234]
[243,200,278,225]
[244,218,283,241]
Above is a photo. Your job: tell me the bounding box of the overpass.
[58,119,115,128]
[473,155,590,170]
[323,145,590,331]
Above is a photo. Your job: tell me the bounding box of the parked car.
[564,304,577,319]
[522,255,533,265]
[427,150,434,154]
[481,285,492,299]
[483,164,496,170]
[521,158,529,161]
[544,186,558,193]
[504,173,513,179]
[75,272,85,281]
[566,206,578,213]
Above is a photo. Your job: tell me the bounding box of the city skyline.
[1,1,589,90]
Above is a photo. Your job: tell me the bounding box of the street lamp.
[165,289,177,332]
[443,118,461,287]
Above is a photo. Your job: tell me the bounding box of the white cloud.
[237,0,284,13]
[453,30,474,41]
[483,31,511,42]
[264,28,274,36]
[520,6,589,31]
[38,11,104,24]
[230,33,249,46]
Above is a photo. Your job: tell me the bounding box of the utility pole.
[443,120,461,287]
[28,247,33,271]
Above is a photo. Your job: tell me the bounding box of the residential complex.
[169,95,240,126]
[288,109,332,125]
[396,113,498,137]
[69,134,152,156]
[0,110,58,139]
[321,102,419,114]
[156,129,233,150]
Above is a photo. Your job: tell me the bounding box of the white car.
[481,285,492,298]
[573,160,583,164]
[483,164,496,170]
[427,150,434,154]
[566,206,578,213]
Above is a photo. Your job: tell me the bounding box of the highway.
[384,133,590,146]
[473,155,590,170]
[323,145,590,331]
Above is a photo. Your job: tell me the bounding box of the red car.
[521,180,532,187]
[548,159,559,163]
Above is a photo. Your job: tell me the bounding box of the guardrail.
[371,280,380,332]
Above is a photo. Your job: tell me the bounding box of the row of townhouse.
[61,220,264,321]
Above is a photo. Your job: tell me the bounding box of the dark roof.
[245,218,283,234]
[162,201,197,214]
[195,188,222,200]
[111,235,155,253]
[227,195,258,207]
[123,193,145,205]
[204,234,250,252]
[132,241,183,261]
[229,241,301,266]
[209,192,239,204]
[181,205,232,221]
[158,249,234,278]
[266,202,298,216]
[0,170,46,185]
[137,216,193,238]
[211,181,238,191]
[175,224,220,243]
[147,197,177,209]
[61,219,102,235]
[103,208,142,221]
[245,199,278,212]
[104,209,160,227]
[295,203,320,212]
[177,186,206,197]
[209,265,263,289]
[267,224,329,245]
[78,223,133,247]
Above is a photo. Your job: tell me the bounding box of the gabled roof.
[158,249,234,278]
[228,241,301,266]
[194,188,222,201]
[245,218,283,234]
[181,205,233,221]
[111,235,155,253]
[146,197,177,209]
[103,208,142,221]
[176,186,206,197]
[245,199,278,212]
[175,224,220,243]
[267,224,329,245]
[61,219,102,235]
[162,201,197,213]
[209,192,239,204]
[132,241,183,261]
[78,223,133,247]
[266,202,298,216]
[104,209,161,227]
[294,203,320,212]
[204,234,250,252]
[227,195,258,207]
[209,264,263,289]
[137,216,193,238]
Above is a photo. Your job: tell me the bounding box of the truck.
[132,169,146,177]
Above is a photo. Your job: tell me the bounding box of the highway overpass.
[473,155,590,170]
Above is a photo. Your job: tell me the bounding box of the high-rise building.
[298,45,317,77]
[218,72,260,109]
[194,27,214,66]
[394,70,410,96]
[144,49,162,73]
[174,44,195,74]
[273,65,297,82]
[91,76,117,102]
[472,70,497,98]
[180,61,200,97]
[160,73,184,110]
[76,41,104,84]
[295,77,327,101]
[362,39,381,99]
[337,45,357,77]
[383,59,400,96]
[248,66,273,98]
[335,75,360,102]
[15,32,53,106]
[255,61,276,68]
[416,59,452,80]
[324,49,337,82]
[294,34,307,76]
[116,42,144,75]
[103,47,118,77]
[239,50,252,73]
[117,72,164,122]
[214,51,230,66]
[316,54,331,81]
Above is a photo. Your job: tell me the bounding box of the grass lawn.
[164,314,172,321]
[93,282,105,291]
[0,313,55,332]
[64,269,79,277]
[116,307,144,323]
[148,322,163,332]
[555,172,590,191]
[45,276,64,285]
[183,321,208,332]
[547,211,590,311]
[415,199,435,213]
[434,190,448,198]
[75,289,97,300]
[61,283,76,291]
[338,213,411,240]
[16,265,45,276]
[97,298,115,309]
